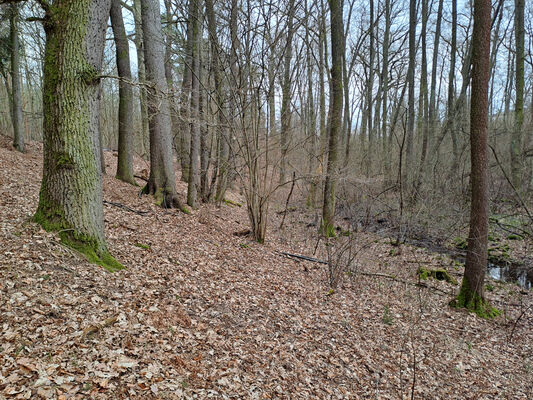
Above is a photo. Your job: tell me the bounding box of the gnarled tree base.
[142,183,190,214]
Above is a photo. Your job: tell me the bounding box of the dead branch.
[103,200,149,215]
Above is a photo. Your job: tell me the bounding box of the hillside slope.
[1,138,532,399]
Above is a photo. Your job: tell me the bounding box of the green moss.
[450,278,501,319]
[223,198,242,207]
[33,209,124,273]
[417,267,458,285]
[59,231,124,272]
[320,221,336,238]
[454,237,467,250]
[55,152,75,169]
[488,243,511,264]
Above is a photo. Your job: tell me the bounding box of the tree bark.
[187,0,201,208]
[140,0,183,209]
[511,0,524,190]
[35,0,122,271]
[321,0,343,236]
[10,3,24,152]
[452,0,497,318]
[404,0,417,183]
[132,0,150,159]
[279,0,296,185]
[110,0,135,185]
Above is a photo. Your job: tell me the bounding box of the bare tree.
[321,0,344,236]
[9,3,23,152]
[451,0,498,318]
[140,0,184,210]
[110,0,135,185]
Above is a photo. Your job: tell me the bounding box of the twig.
[103,200,149,215]
[489,145,533,224]
[279,172,297,230]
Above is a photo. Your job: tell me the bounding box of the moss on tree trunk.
[34,0,122,272]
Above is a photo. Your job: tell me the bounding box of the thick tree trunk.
[35,0,122,271]
[110,0,135,185]
[321,0,343,236]
[452,0,498,318]
[10,4,24,153]
[140,0,183,209]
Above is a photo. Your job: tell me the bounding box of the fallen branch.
[103,200,149,215]
[134,174,148,182]
[276,251,328,264]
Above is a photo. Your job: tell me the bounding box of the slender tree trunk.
[404,0,417,183]
[178,1,194,182]
[206,0,229,203]
[452,0,497,318]
[187,0,201,208]
[365,0,375,177]
[321,0,343,236]
[110,0,135,184]
[199,53,210,202]
[132,0,150,159]
[381,0,391,185]
[10,4,24,152]
[511,0,524,190]
[416,0,429,183]
[35,0,122,271]
[427,0,443,159]
[140,0,184,209]
[164,0,183,177]
[279,0,296,185]
[305,0,317,208]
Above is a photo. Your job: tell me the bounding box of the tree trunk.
[140,0,183,209]
[187,0,201,208]
[132,0,150,159]
[452,0,498,318]
[511,0,524,190]
[279,0,296,185]
[34,0,122,271]
[110,0,135,185]
[381,0,391,185]
[178,0,194,182]
[321,0,343,237]
[205,0,229,203]
[404,0,417,183]
[365,0,375,177]
[10,4,24,153]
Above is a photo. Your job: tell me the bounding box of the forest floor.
[0,137,532,399]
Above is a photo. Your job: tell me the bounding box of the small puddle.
[487,263,532,290]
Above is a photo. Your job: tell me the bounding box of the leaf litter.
[0,137,531,399]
